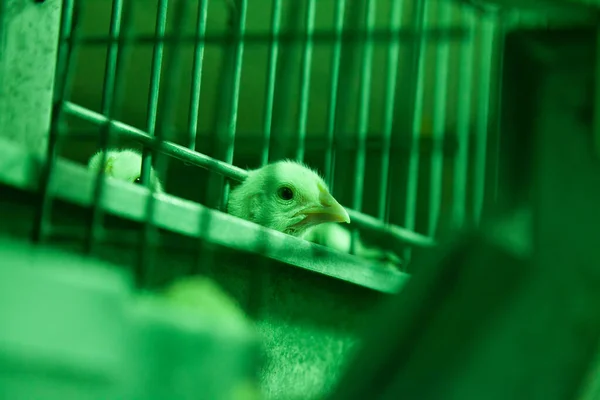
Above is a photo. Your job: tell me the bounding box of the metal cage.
[1,0,599,399]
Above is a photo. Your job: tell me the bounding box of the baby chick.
[227,160,350,238]
[87,149,164,192]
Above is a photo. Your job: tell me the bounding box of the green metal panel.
[0,0,62,160]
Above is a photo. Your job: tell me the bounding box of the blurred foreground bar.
[330,26,600,400]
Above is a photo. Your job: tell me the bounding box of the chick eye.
[277,186,294,201]
[134,177,142,184]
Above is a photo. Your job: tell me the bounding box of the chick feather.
[228,160,401,268]
[227,160,350,239]
[305,223,402,268]
[87,148,164,192]
[134,276,262,400]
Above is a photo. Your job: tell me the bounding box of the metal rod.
[323,0,345,187]
[378,0,404,221]
[331,0,364,203]
[76,27,467,45]
[473,15,496,225]
[452,6,475,229]
[486,15,506,209]
[427,0,452,237]
[141,0,169,190]
[66,101,249,180]
[32,0,78,243]
[136,0,170,285]
[218,0,247,210]
[187,0,209,150]
[99,0,123,118]
[404,0,428,235]
[84,0,125,254]
[295,0,316,162]
[63,102,436,248]
[596,25,600,158]
[352,0,375,214]
[401,0,427,263]
[350,0,376,254]
[267,1,304,162]
[139,0,188,286]
[0,0,4,84]
[260,0,282,166]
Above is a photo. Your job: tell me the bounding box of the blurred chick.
[227,160,350,239]
[137,276,262,400]
[87,148,164,192]
[161,276,254,333]
[306,223,402,269]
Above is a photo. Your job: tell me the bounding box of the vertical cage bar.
[141,0,169,189]
[484,17,506,209]
[402,0,427,262]
[85,0,127,253]
[267,3,304,163]
[295,0,316,162]
[100,0,124,117]
[332,0,366,201]
[452,7,475,229]
[187,0,209,150]
[220,0,246,210]
[139,0,188,287]
[323,0,345,187]
[32,0,77,243]
[426,0,451,237]
[404,0,429,232]
[192,2,218,278]
[596,26,600,158]
[207,0,247,210]
[0,0,4,86]
[260,0,282,166]
[472,15,496,225]
[378,0,404,221]
[350,0,376,253]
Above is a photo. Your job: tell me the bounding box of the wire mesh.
[24,0,519,291]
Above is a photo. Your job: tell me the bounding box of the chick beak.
[300,187,350,225]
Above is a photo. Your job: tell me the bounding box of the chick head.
[227,160,350,238]
[87,149,164,192]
